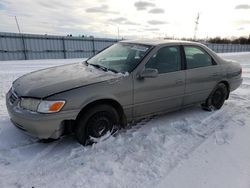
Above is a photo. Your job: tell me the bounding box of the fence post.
[62,37,66,59]
[92,38,95,56]
[20,34,27,60]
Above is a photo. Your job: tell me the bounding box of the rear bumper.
[6,91,78,139]
[230,77,243,92]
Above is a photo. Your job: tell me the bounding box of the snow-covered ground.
[0,53,250,188]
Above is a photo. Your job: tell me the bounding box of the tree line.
[207,36,250,44]
[176,35,250,44]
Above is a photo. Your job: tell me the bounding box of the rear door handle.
[211,73,219,78]
[175,80,184,85]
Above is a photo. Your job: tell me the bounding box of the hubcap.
[212,90,223,106]
[87,113,113,138]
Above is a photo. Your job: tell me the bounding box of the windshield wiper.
[106,67,118,73]
[88,63,118,73]
[84,61,89,66]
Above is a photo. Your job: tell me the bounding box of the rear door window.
[184,46,213,69]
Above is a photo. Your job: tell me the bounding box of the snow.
[0,53,250,188]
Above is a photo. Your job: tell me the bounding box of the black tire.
[76,104,120,145]
[202,83,228,111]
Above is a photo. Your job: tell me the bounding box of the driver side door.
[133,45,185,118]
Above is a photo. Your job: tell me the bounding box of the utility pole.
[15,16,22,34]
[193,13,200,41]
[117,27,120,40]
[15,16,27,60]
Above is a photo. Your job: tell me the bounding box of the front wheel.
[202,83,228,111]
[76,104,120,145]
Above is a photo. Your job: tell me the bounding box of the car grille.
[9,90,19,104]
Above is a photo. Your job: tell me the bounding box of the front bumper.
[6,90,78,139]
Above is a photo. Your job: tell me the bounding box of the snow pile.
[0,53,250,188]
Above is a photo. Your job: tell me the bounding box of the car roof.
[120,39,199,46]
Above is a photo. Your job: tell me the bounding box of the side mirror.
[139,68,158,78]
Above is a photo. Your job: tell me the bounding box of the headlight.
[20,98,65,113]
[20,98,41,112]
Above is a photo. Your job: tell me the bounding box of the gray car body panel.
[6,40,243,139]
[13,63,124,98]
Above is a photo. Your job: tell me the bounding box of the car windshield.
[86,43,152,73]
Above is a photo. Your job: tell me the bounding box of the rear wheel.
[202,83,228,111]
[76,104,120,145]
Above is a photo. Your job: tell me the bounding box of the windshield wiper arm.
[106,67,118,73]
[84,61,89,66]
[89,64,106,71]
[88,63,118,73]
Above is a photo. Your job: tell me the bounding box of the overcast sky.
[0,0,249,39]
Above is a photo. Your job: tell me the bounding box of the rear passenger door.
[183,45,221,106]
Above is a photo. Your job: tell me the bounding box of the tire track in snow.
[0,103,247,188]
[25,140,61,169]
[18,103,241,188]
[156,101,249,185]
[1,54,249,188]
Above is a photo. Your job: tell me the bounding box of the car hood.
[13,62,124,98]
